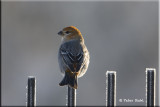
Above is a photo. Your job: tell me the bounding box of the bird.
[57,26,90,89]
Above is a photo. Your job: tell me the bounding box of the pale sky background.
[2,1,159,106]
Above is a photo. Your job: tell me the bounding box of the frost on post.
[146,68,156,106]
[67,86,76,107]
[106,71,116,106]
[26,76,36,107]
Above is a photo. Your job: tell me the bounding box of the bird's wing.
[59,42,84,72]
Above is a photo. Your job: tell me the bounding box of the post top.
[106,71,116,75]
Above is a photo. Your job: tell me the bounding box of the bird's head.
[58,26,84,42]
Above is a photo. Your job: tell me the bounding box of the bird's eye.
[65,31,70,34]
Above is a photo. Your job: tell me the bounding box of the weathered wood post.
[27,76,36,107]
[146,68,156,106]
[67,86,76,107]
[106,71,116,106]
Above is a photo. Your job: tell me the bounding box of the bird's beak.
[58,31,63,36]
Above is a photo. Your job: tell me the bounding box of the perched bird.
[58,26,90,89]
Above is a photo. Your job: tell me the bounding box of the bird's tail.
[59,72,78,89]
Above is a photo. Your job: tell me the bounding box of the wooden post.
[27,76,36,107]
[146,68,156,106]
[106,71,116,106]
[67,86,76,107]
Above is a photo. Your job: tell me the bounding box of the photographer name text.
[119,98,144,103]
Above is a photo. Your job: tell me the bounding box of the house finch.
[58,26,90,89]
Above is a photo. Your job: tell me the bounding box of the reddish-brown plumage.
[62,26,84,42]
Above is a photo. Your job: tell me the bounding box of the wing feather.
[59,42,84,72]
